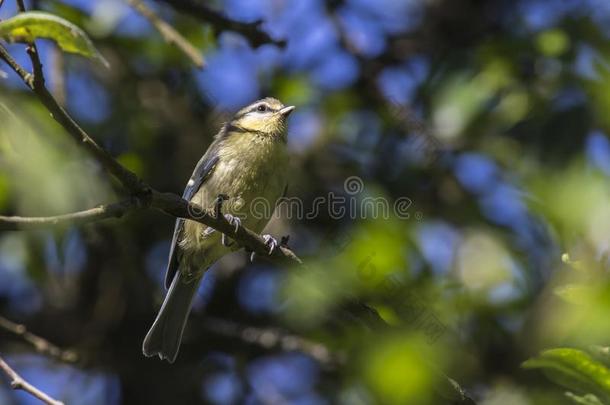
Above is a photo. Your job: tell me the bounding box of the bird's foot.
[214,194,230,219]
[221,214,241,247]
[225,214,241,233]
[249,234,279,262]
[263,234,278,255]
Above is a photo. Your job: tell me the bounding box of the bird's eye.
[257,105,267,112]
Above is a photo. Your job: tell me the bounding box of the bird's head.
[228,98,295,139]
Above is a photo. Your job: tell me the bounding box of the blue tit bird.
[143,98,294,362]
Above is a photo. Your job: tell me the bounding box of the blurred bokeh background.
[3,0,610,404]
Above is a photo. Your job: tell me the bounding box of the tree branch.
[202,316,342,367]
[15,0,45,88]
[0,316,77,363]
[0,196,301,270]
[154,0,285,48]
[149,191,303,267]
[0,195,301,269]
[126,0,205,68]
[0,200,137,231]
[0,355,64,405]
[0,42,33,86]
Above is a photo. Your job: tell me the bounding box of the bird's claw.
[250,234,278,262]
[249,234,285,262]
[221,234,233,247]
[221,214,241,247]
[225,214,241,233]
[263,234,278,255]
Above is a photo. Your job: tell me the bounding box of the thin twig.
[126,0,204,68]
[0,317,77,362]
[0,42,33,86]
[25,43,44,87]
[154,0,284,48]
[15,0,45,88]
[0,193,301,269]
[202,316,343,367]
[15,0,42,85]
[0,199,137,231]
[0,355,65,405]
[0,194,301,268]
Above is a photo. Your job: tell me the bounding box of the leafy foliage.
[0,11,107,66]
[523,348,610,402]
[1,0,610,404]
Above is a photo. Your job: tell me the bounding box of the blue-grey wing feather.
[164,145,220,289]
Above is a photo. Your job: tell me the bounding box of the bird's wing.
[164,143,220,289]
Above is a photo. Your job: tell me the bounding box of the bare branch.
[202,316,474,405]
[126,0,205,68]
[154,0,284,48]
[0,42,34,86]
[0,355,65,405]
[25,43,44,86]
[0,316,77,363]
[149,191,303,267]
[0,199,136,231]
[14,0,45,88]
[0,191,303,267]
[202,316,342,367]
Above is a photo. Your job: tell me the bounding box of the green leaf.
[0,11,108,67]
[523,348,610,402]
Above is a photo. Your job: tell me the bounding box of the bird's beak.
[279,106,295,117]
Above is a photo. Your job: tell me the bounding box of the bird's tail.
[142,271,200,363]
